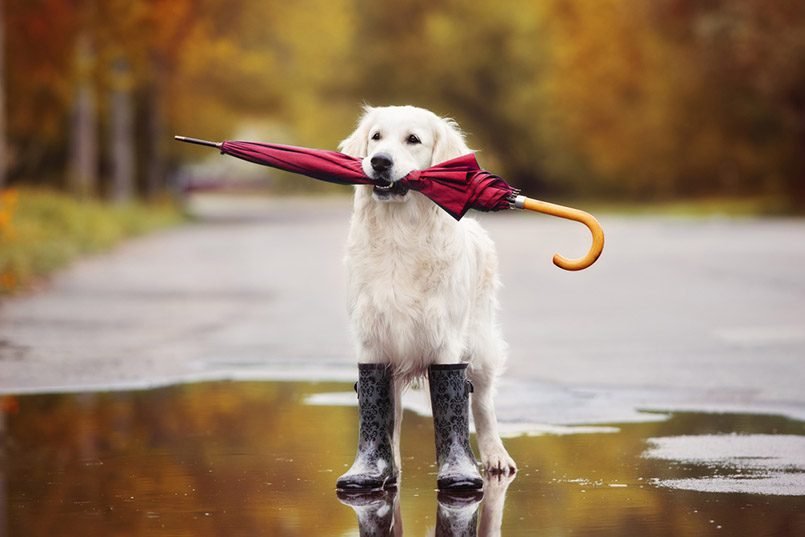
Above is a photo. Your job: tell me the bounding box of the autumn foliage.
[4,0,805,207]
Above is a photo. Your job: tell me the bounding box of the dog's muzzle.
[370,152,409,197]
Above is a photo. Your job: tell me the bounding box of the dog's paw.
[480,447,517,476]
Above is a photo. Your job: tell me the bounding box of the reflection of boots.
[337,364,398,490]
[429,364,484,490]
[337,489,398,537]
[435,490,483,537]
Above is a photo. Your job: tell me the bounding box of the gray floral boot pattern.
[337,363,398,490]
[429,363,484,490]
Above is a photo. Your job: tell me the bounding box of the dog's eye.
[407,134,421,145]
[371,132,381,141]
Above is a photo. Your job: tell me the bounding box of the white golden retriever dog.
[339,105,516,474]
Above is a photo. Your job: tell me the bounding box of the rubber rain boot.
[429,363,484,491]
[337,363,398,490]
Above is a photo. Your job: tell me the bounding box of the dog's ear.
[339,105,374,157]
[432,117,472,165]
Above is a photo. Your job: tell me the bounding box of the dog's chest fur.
[346,190,474,369]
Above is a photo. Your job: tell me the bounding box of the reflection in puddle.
[338,489,400,537]
[337,476,511,537]
[0,382,804,536]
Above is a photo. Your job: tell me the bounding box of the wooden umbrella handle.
[513,195,605,271]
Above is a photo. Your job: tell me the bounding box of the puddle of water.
[644,434,805,496]
[0,381,803,536]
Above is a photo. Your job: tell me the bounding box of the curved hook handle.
[514,196,605,271]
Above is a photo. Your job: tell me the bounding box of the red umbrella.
[175,136,604,270]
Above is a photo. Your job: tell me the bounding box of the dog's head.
[339,105,471,203]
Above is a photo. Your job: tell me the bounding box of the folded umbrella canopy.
[175,136,604,271]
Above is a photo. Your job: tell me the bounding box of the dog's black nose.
[371,153,393,173]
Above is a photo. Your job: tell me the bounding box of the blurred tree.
[6,0,75,184]
[68,27,98,197]
[4,0,805,206]
[419,0,553,193]
[539,0,805,204]
[344,0,552,191]
[0,0,6,189]
[264,0,359,146]
[141,0,199,198]
[678,0,805,207]
[90,0,139,203]
[537,0,695,199]
[108,56,135,203]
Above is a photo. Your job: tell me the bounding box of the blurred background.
[1,0,805,291]
[2,5,805,532]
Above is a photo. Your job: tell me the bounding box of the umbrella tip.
[174,136,222,148]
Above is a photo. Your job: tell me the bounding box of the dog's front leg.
[470,373,517,475]
[392,377,404,471]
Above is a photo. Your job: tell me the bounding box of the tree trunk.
[108,57,134,203]
[786,86,805,211]
[0,0,7,188]
[145,59,166,199]
[68,32,98,197]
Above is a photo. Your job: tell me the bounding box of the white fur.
[339,105,516,474]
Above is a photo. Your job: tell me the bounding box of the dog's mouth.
[372,179,409,198]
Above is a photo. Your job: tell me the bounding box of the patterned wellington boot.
[429,363,484,490]
[337,363,398,490]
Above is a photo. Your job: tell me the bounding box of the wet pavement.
[1,197,805,534]
[1,197,804,415]
[1,381,804,536]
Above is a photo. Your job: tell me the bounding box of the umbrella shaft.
[174,136,222,149]
[511,195,527,209]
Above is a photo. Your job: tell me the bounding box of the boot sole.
[336,475,398,492]
[437,477,484,491]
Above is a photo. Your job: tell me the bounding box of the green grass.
[0,188,183,294]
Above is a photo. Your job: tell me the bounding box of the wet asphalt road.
[1,195,804,424]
